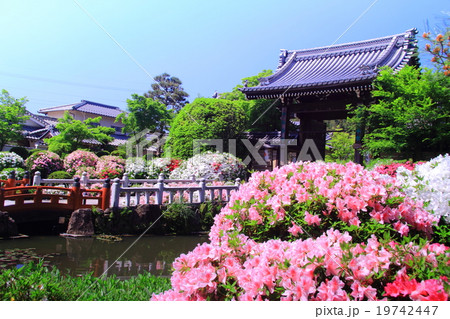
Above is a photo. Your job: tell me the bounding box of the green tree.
[116,94,172,135]
[219,70,281,131]
[0,90,29,150]
[164,98,247,159]
[144,73,189,113]
[325,130,355,163]
[45,112,114,156]
[350,65,450,160]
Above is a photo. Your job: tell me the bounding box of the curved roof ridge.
[283,29,415,58]
[242,29,417,99]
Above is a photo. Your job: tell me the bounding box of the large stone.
[66,209,95,236]
[0,211,19,238]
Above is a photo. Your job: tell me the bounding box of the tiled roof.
[242,29,417,99]
[39,100,125,118]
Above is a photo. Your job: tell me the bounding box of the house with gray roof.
[20,100,128,149]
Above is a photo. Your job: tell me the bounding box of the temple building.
[241,29,418,166]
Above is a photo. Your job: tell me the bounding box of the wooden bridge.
[0,172,240,222]
[0,173,110,223]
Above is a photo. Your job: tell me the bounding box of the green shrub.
[110,149,126,159]
[9,146,29,160]
[0,261,171,301]
[162,203,198,235]
[48,171,72,179]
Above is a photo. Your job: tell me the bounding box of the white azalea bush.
[125,157,147,178]
[0,151,24,171]
[397,154,450,223]
[147,158,182,179]
[169,151,246,181]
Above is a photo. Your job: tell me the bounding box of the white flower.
[397,154,450,223]
[169,151,246,181]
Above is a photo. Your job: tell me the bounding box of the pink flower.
[288,222,303,236]
[304,211,321,226]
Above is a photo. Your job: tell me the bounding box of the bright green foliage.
[45,112,114,156]
[219,70,281,132]
[0,90,29,150]
[0,261,171,301]
[220,69,273,101]
[144,73,189,113]
[117,94,172,135]
[350,66,450,160]
[325,130,355,163]
[164,98,247,159]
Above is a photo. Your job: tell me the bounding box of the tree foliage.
[219,69,281,131]
[0,90,29,150]
[45,111,114,156]
[350,65,450,160]
[117,94,172,135]
[144,73,189,113]
[325,130,355,163]
[164,98,247,159]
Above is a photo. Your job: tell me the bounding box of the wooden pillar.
[280,105,288,140]
[280,103,289,165]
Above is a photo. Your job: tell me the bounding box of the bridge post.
[6,171,16,188]
[111,178,121,208]
[23,171,30,186]
[33,171,41,186]
[81,172,89,187]
[72,178,81,210]
[199,178,206,202]
[122,173,129,187]
[101,178,111,210]
[155,175,164,205]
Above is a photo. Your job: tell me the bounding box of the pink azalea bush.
[152,161,449,301]
[95,155,125,179]
[25,151,63,178]
[64,150,99,175]
[373,161,426,178]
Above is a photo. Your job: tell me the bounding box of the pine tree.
[144,73,189,113]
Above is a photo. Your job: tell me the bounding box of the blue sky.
[1,0,448,113]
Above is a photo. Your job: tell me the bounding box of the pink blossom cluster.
[151,161,447,301]
[210,162,438,242]
[152,230,449,301]
[95,155,125,179]
[64,150,99,175]
[374,161,421,178]
[384,271,448,301]
[25,151,63,177]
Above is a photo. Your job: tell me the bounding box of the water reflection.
[0,235,208,278]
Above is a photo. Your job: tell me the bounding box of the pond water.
[0,235,208,278]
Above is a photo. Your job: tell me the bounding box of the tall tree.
[219,70,281,132]
[144,73,189,113]
[164,98,247,159]
[0,89,29,150]
[45,111,114,156]
[116,94,172,135]
[349,66,450,161]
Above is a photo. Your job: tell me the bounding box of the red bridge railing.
[0,177,111,213]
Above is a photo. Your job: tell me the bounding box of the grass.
[0,261,171,301]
